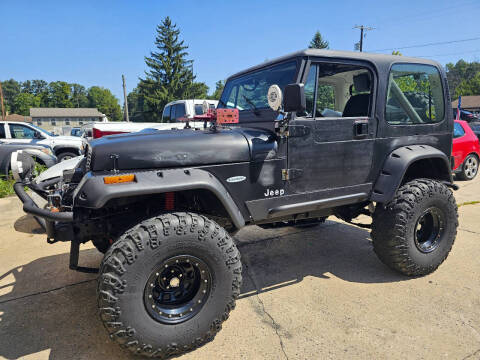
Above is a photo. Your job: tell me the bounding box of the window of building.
[37,120,42,126]
[65,119,70,125]
[9,124,36,139]
[51,118,56,125]
[386,63,445,125]
[453,122,465,138]
[0,123,5,139]
[301,63,373,118]
[79,121,83,125]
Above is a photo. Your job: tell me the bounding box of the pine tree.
[309,31,329,49]
[138,17,207,122]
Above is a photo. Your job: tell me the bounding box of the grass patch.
[0,176,16,198]
[458,200,480,207]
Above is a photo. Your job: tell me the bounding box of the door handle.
[354,120,369,138]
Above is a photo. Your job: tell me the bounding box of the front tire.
[371,179,458,276]
[57,152,78,162]
[97,212,242,358]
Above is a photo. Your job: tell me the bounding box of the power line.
[414,49,480,58]
[353,25,375,52]
[370,36,480,52]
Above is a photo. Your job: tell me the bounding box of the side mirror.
[283,83,306,112]
[34,131,43,139]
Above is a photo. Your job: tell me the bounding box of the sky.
[1,0,480,103]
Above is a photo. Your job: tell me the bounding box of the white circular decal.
[226,176,247,183]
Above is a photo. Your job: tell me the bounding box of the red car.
[452,120,480,180]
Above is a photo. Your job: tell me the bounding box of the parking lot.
[0,177,478,360]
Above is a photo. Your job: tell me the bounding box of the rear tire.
[97,212,242,358]
[371,179,458,276]
[457,154,478,181]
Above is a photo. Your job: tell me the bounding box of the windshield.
[30,123,54,137]
[218,61,297,111]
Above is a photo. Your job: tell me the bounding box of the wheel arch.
[371,145,453,203]
[53,146,81,156]
[74,168,246,229]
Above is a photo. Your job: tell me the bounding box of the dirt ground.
[0,177,479,360]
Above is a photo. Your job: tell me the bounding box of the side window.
[170,105,177,122]
[162,106,171,122]
[195,104,204,115]
[300,65,317,117]
[0,124,5,139]
[386,63,445,125]
[9,124,36,139]
[175,104,186,120]
[453,122,465,138]
[306,63,372,118]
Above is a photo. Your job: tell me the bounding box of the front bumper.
[14,182,73,222]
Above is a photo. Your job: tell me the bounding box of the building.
[29,108,104,131]
[452,96,480,115]
[3,114,32,123]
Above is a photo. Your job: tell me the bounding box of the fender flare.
[73,168,246,229]
[370,145,452,203]
[53,145,81,156]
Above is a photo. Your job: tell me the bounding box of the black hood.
[89,128,257,171]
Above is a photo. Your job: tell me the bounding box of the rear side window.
[453,122,465,138]
[0,124,5,139]
[162,106,171,122]
[175,104,186,120]
[386,64,445,125]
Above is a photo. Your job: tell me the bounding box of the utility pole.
[354,25,375,52]
[0,81,5,121]
[122,75,130,122]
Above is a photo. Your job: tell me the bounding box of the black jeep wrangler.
[12,49,458,358]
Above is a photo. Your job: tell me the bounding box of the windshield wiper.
[242,95,260,115]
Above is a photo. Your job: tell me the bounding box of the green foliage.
[455,71,480,97]
[392,50,402,56]
[13,93,40,116]
[1,79,21,113]
[87,86,122,121]
[0,176,15,198]
[446,60,480,99]
[137,17,209,121]
[209,80,225,100]
[309,31,329,49]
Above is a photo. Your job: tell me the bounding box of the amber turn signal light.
[103,174,136,184]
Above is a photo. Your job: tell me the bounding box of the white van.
[162,99,218,122]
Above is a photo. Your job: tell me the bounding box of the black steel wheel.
[414,207,445,253]
[372,179,458,276]
[144,255,212,324]
[97,213,242,359]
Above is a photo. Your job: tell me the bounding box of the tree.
[209,80,225,100]
[455,71,480,97]
[138,17,207,122]
[47,81,73,107]
[71,84,89,107]
[309,31,329,49]
[127,87,146,122]
[87,86,122,121]
[446,60,480,99]
[392,50,402,56]
[13,93,40,116]
[1,79,21,113]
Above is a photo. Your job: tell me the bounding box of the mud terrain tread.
[97,212,242,359]
[371,178,458,276]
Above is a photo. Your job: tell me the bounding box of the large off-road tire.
[371,179,458,276]
[97,212,242,358]
[456,154,479,181]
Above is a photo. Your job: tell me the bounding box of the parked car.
[452,120,480,180]
[0,121,86,161]
[0,141,56,176]
[12,49,459,358]
[84,99,219,139]
[468,121,480,139]
[70,127,83,137]
[453,108,480,122]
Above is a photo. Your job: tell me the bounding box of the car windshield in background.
[30,123,54,137]
[218,61,297,111]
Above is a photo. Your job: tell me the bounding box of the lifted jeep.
[12,49,458,358]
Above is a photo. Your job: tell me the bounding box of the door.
[6,123,38,144]
[287,61,376,195]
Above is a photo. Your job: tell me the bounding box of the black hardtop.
[226,49,444,81]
